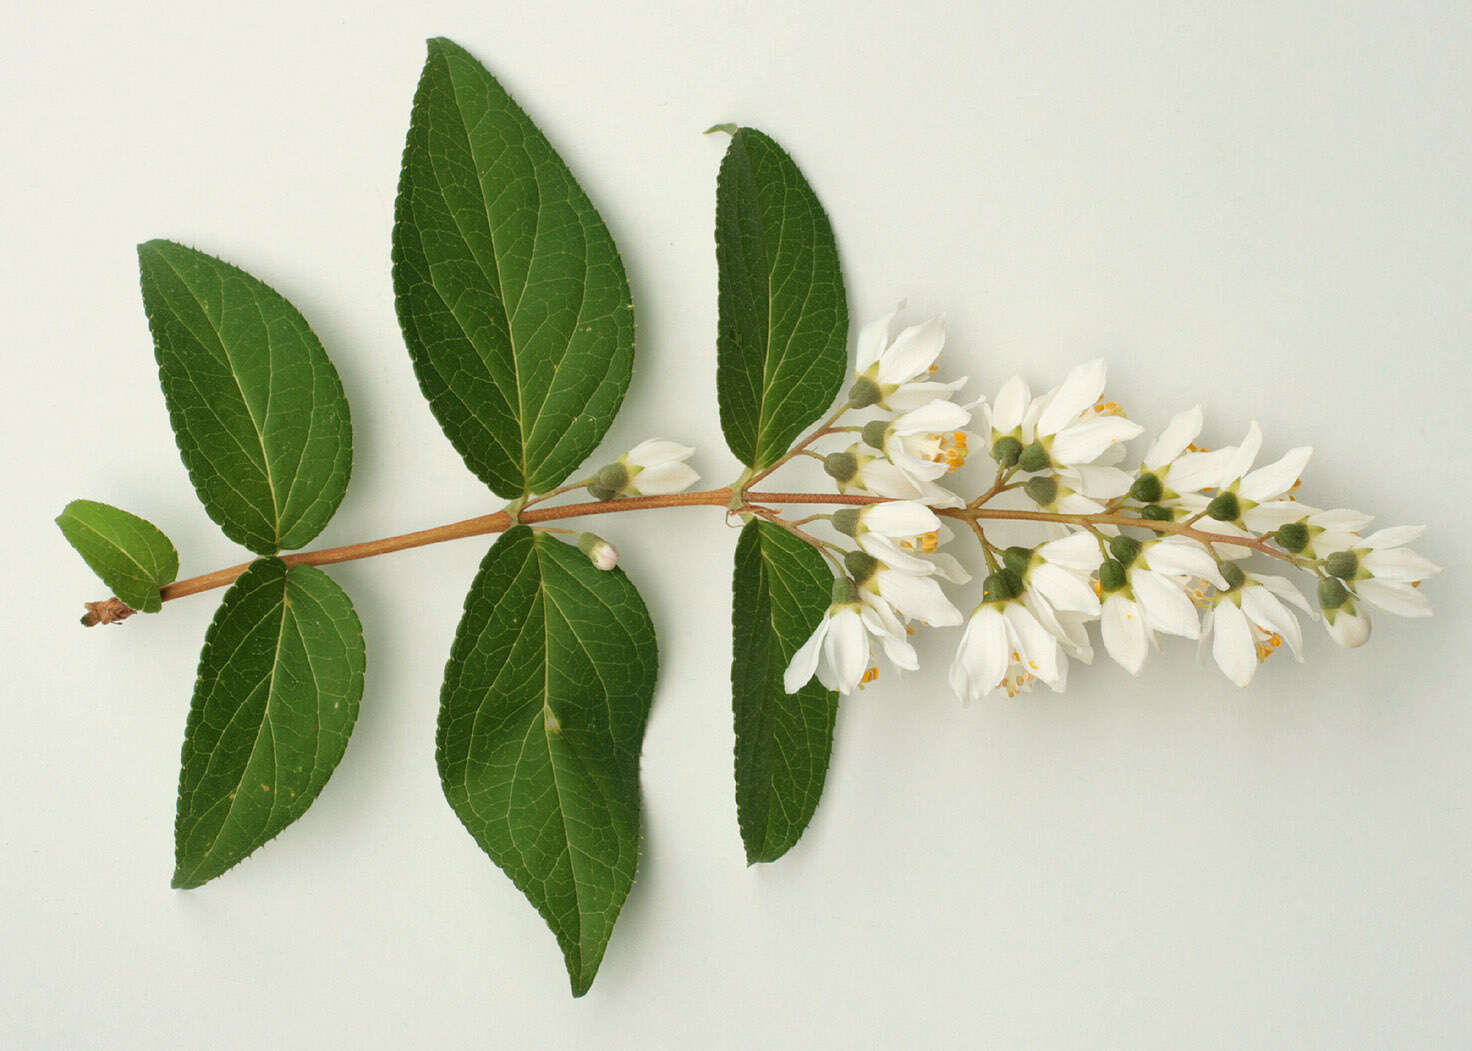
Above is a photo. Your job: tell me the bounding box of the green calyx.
[1274,522,1310,553]
[1097,558,1128,593]
[586,481,619,501]
[860,419,891,450]
[830,507,862,537]
[848,376,882,408]
[1018,441,1050,473]
[1140,504,1173,522]
[1002,545,1034,578]
[831,575,860,605]
[991,435,1022,468]
[1220,561,1246,590]
[1317,576,1351,610]
[981,568,1024,603]
[843,549,880,585]
[1324,550,1359,579]
[1205,491,1241,522]
[595,462,629,493]
[1129,472,1163,503]
[823,451,859,483]
[1025,475,1058,507]
[1109,535,1141,566]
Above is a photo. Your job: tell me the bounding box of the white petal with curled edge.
[1031,562,1101,615]
[1242,585,1304,658]
[991,376,1031,434]
[624,439,694,467]
[1211,601,1257,686]
[1102,594,1148,674]
[1144,405,1204,470]
[855,306,901,374]
[1241,445,1313,503]
[632,460,700,495]
[1037,359,1107,437]
[783,614,830,694]
[1355,579,1433,618]
[1132,569,1201,639]
[1050,416,1143,466]
[861,500,938,537]
[1004,603,1061,685]
[876,318,945,386]
[1363,547,1441,583]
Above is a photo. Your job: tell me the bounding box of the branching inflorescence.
[57,36,1438,998]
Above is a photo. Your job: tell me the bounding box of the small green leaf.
[173,558,364,889]
[56,499,178,613]
[393,37,635,498]
[437,526,657,996]
[715,127,849,469]
[138,239,353,555]
[731,520,839,864]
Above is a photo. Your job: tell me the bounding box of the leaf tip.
[704,123,738,137]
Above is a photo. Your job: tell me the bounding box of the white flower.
[1028,359,1144,466]
[1192,422,1313,524]
[876,399,974,486]
[827,445,964,508]
[783,601,871,695]
[592,439,699,498]
[1202,571,1311,686]
[1096,536,1225,672]
[847,548,963,628]
[1320,525,1439,619]
[949,595,1064,703]
[1023,532,1103,620]
[852,309,967,412]
[834,501,971,583]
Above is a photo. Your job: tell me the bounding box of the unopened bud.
[860,420,890,450]
[1018,441,1050,473]
[1274,522,1309,553]
[1317,576,1350,610]
[577,532,618,571]
[1098,559,1127,592]
[991,435,1022,468]
[830,507,861,536]
[823,451,859,483]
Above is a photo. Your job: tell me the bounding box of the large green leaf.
[393,37,635,498]
[56,499,178,613]
[714,126,849,469]
[138,239,353,555]
[173,558,365,889]
[437,526,657,997]
[731,520,839,864]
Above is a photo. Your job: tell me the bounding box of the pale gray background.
[3,1,1468,1047]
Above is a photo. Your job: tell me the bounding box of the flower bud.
[1140,504,1173,522]
[1205,491,1241,521]
[1018,441,1050,473]
[1024,475,1058,507]
[830,507,861,536]
[991,435,1022,468]
[823,451,859,483]
[1324,550,1358,579]
[1108,535,1141,566]
[860,420,890,450]
[1129,472,1163,503]
[848,377,882,408]
[843,550,879,585]
[981,569,1023,603]
[577,532,618,571]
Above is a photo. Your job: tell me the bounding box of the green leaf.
[393,37,635,498]
[173,558,365,889]
[714,126,849,469]
[437,526,657,996]
[731,520,839,864]
[56,499,178,613]
[138,239,353,555]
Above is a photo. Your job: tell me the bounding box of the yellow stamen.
[1092,400,1125,417]
[859,666,880,687]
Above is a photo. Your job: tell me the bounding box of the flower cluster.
[783,311,1439,701]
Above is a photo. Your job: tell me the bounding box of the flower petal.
[1101,595,1148,674]
[876,317,946,386]
[1143,405,1204,470]
[854,306,900,374]
[1240,445,1312,503]
[1036,359,1107,437]
[1030,562,1101,615]
[1132,569,1202,639]
[1210,601,1257,686]
[624,439,693,468]
[1355,579,1433,618]
[783,615,829,693]
[1049,416,1143,466]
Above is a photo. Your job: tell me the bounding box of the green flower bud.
[1220,561,1246,590]
[1098,558,1127,592]
[1140,504,1173,522]
[595,462,629,493]
[1274,522,1310,553]
[831,576,859,605]
[586,481,618,502]
[1205,491,1241,521]
[844,550,880,585]
[981,568,1024,603]
[1129,472,1163,503]
[823,451,859,483]
[1317,576,1350,610]
[1018,441,1050,473]
[1109,535,1141,566]
[848,377,882,408]
[991,435,1022,468]
[1024,475,1058,507]
[1002,545,1033,578]
[860,420,890,450]
[1325,550,1359,579]
[830,507,861,537]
